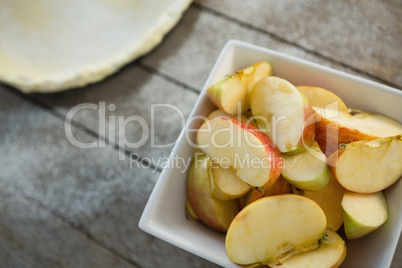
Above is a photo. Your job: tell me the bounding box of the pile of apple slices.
[186,61,402,267]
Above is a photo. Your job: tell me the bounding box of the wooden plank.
[140,5,390,93]
[0,88,219,268]
[29,66,199,163]
[193,0,402,88]
[0,187,135,268]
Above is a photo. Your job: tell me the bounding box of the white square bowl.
[139,40,402,268]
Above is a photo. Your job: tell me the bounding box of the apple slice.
[207,61,272,115]
[250,76,315,154]
[206,109,248,122]
[197,117,283,188]
[225,194,327,266]
[185,198,199,220]
[296,85,349,113]
[341,191,388,239]
[209,164,251,201]
[328,135,402,193]
[281,142,330,191]
[302,174,345,231]
[240,176,292,208]
[313,106,402,156]
[186,154,239,232]
[269,229,346,268]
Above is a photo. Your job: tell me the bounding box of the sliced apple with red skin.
[225,194,327,266]
[328,135,402,193]
[240,176,292,208]
[186,154,239,232]
[250,76,315,154]
[281,142,330,191]
[296,85,349,113]
[197,117,283,188]
[207,61,272,115]
[268,229,346,268]
[313,106,402,157]
[341,191,388,239]
[302,174,345,231]
[209,164,251,201]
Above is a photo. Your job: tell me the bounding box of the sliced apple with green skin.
[328,135,402,193]
[313,106,402,157]
[341,191,388,239]
[186,154,239,232]
[209,164,251,201]
[268,229,346,268]
[225,194,327,266]
[197,117,283,188]
[281,142,330,191]
[207,61,272,115]
[302,174,345,231]
[240,175,292,208]
[296,85,349,113]
[250,76,315,154]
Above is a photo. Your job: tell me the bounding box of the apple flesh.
[197,117,283,188]
[268,229,346,268]
[302,174,345,231]
[351,109,402,130]
[296,85,349,113]
[225,194,327,266]
[207,61,272,115]
[313,107,402,157]
[281,142,330,191]
[341,191,388,239]
[329,135,402,193]
[186,154,239,232]
[250,76,315,154]
[209,164,251,201]
[206,109,248,122]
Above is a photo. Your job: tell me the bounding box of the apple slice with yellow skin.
[313,106,402,157]
[328,135,402,193]
[197,117,283,188]
[302,174,345,231]
[186,154,239,232]
[225,194,327,266]
[240,176,292,208]
[268,229,346,268]
[207,61,272,115]
[209,164,251,201]
[281,142,330,191]
[250,76,315,154]
[341,191,388,239]
[296,85,349,113]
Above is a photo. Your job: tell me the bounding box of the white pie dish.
[139,39,402,268]
[0,0,191,93]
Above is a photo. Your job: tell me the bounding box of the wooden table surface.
[1,1,401,267]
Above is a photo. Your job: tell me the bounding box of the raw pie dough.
[0,0,192,93]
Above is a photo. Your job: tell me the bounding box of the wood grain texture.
[0,0,400,267]
[194,0,402,88]
[0,88,219,268]
[0,187,135,268]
